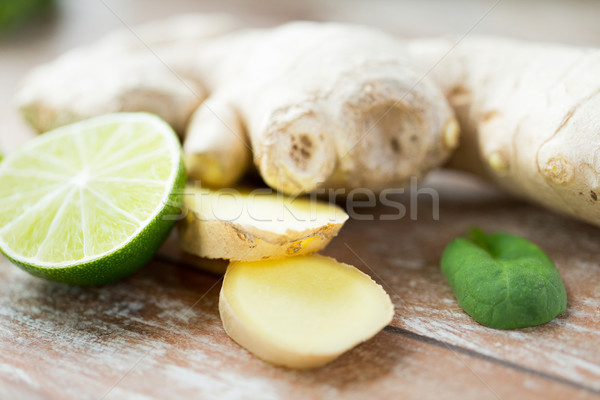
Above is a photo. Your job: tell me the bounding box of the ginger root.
[17,16,457,194]
[179,186,348,261]
[16,13,241,135]
[406,37,600,227]
[20,15,600,226]
[220,255,394,369]
[189,22,457,194]
[183,96,251,187]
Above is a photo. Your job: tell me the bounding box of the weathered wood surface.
[2,1,600,399]
[1,173,599,400]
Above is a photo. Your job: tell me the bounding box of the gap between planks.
[155,252,600,397]
[383,326,600,396]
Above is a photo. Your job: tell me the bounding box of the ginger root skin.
[16,13,241,135]
[193,22,457,194]
[406,37,600,227]
[183,96,251,187]
[178,186,348,261]
[17,17,457,194]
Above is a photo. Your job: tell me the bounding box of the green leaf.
[0,0,53,32]
[441,228,567,330]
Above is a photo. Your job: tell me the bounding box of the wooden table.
[1,1,600,399]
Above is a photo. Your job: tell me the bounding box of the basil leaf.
[441,228,567,330]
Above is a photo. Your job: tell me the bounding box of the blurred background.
[2,0,600,154]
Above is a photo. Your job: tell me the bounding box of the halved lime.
[0,113,185,285]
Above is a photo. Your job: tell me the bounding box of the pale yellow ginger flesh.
[178,186,348,261]
[220,255,394,369]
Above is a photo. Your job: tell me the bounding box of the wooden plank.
[148,171,600,399]
[320,172,600,393]
[0,238,597,399]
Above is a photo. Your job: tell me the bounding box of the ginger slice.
[219,255,394,369]
[179,187,348,261]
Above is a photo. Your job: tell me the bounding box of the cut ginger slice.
[219,254,394,369]
[179,186,348,261]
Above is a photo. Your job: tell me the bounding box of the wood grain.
[1,173,600,399]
